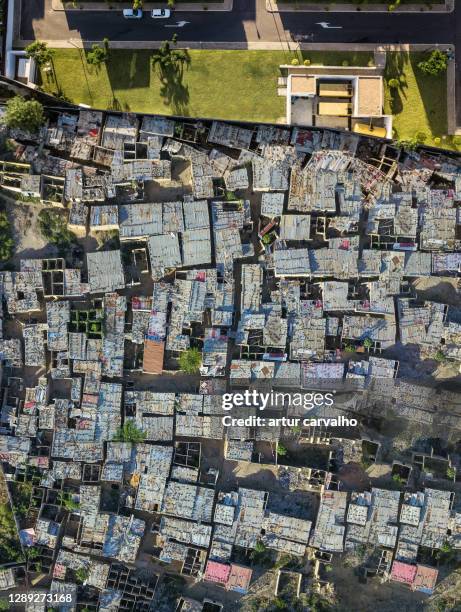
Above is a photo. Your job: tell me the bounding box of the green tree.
[436,540,456,564]
[58,492,80,511]
[75,566,89,583]
[38,210,76,249]
[178,347,202,374]
[86,39,110,67]
[276,443,288,457]
[25,41,54,67]
[418,50,448,76]
[388,78,400,89]
[250,539,272,567]
[447,466,456,480]
[363,337,373,350]
[0,503,23,564]
[434,349,446,363]
[3,96,45,132]
[0,212,14,262]
[27,547,40,560]
[112,420,146,443]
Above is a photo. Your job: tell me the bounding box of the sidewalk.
[53,0,232,11]
[267,0,453,13]
[13,40,453,53]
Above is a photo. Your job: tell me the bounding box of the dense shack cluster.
[0,103,460,610]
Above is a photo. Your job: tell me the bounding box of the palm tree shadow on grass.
[152,43,190,116]
[385,51,409,116]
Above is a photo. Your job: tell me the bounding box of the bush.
[3,96,45,132]
[178,347,202,373]
[261,233,272,245]
[415,131,428,143]
[303,59,311,66]
[291,58,299,66]
[418,49,448,76]
[342,60,349,67]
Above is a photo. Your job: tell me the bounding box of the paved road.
[20,0,457,44]
[19,0,461,124]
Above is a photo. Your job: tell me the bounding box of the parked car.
[123,8,143,18]
[151,8,171,18]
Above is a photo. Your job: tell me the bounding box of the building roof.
[143,339,164,374]
[204,560,231,585]
[390,561,418,585]
[291,75,316,95]
[356,76,383,117]
[412,564,438,593]
[86,250,125,294]
[227,564,252,593]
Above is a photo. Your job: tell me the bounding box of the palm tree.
[86,38,110,68]
[152,39,191,76]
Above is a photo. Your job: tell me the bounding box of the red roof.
[390,561,417,585]
[204,561,231,585]
[226,564,252,593]
[413,565,438,593]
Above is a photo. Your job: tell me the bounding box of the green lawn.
[42,48,456,151]
[41,49,372,123]
[276,0,442,4]
[384,52,455,148]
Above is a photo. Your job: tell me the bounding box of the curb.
[52,0,233,11]
[266,0,453,13]
[13,41,455,53]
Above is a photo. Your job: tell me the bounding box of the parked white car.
[151,8,171,18]
[122,9,143,18]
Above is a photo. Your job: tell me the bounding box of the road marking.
[164,21,190,28]
[316,22,343,29]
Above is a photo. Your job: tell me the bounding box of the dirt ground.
[331,560,427,612]
[1,197,58,266]
[220,460,281,493]
[337,462,371,491]
[412,277,461,307]
[426,568,461,611]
